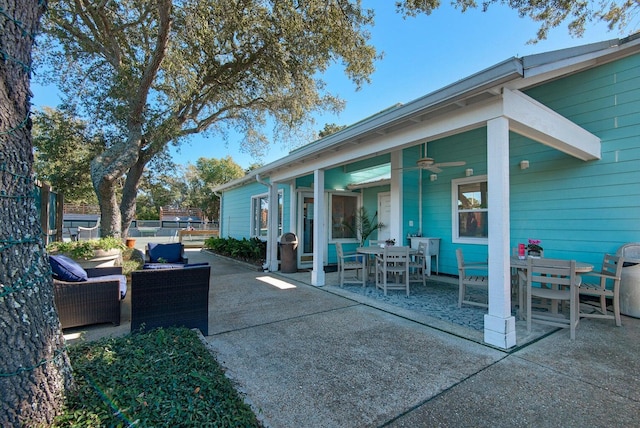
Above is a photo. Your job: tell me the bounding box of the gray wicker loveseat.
[131,265,211,335]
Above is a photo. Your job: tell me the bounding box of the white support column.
[484,116,517,349]
[267,182,280,272]
[390,151,403,242]
[312,169,326,286]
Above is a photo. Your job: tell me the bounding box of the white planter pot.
[77,249,122,269]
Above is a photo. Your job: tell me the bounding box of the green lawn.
[53,328,260,427]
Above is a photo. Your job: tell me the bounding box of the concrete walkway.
[67,248,640,427]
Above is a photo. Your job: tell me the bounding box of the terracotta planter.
[126,238,136,249]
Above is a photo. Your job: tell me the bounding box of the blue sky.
[32,2,620,169]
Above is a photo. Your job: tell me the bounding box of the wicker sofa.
[131,265,211,335]
[53,266,124,329]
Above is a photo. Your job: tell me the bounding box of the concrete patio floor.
[64,246,640,427]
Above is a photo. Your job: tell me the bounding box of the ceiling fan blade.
[434,161,466,168]
[392,166,420,171]
[426,166,442,173]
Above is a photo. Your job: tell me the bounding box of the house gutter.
[213,191,222,231]
[255,174,273,271]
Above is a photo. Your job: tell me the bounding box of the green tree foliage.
[136,165,187,220]
[186,156,245,222]
[319,123,348,138]
[38,0,379,237]
[32,107,103,204]
[397,0,639,41]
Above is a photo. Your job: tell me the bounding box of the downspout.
[213,191,222,233]
[255,174,273,271]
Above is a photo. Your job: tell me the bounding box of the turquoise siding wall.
[423,128,488,274]
[424,53,640,275]
[220,180,290,240]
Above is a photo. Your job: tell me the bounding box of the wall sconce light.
[465,168,474,177]
[520,160,530,170]
[430,174,438,182]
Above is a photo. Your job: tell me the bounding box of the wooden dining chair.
[456,248,489,308]
[578,253,624,326]
[409,241,427,286]
[335,242,365,287]
[525,258,580,340]
[375,246,410,296]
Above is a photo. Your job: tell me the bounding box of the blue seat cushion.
[147,243,182,263]
[50,255,88,282]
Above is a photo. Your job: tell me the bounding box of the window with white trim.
[452,176,488,243]
[330,193,359,240]
[251,191,283,238]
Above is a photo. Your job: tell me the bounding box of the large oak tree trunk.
[0,1,73,425]
[91,137,141,238]
[120,153,146,238]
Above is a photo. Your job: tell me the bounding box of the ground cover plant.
[52,328,260,427]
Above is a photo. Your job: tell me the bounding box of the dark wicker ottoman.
[131,265,211,335]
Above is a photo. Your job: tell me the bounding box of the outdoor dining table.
[510,257,593,273]
[357,246,418,283]
[510,256,594,318]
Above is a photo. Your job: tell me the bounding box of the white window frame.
[250,190,283,239]
[328,191,360,243]
[451,175,488,245]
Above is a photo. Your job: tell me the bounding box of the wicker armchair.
[131,265,211,335]
[53,266,123,329]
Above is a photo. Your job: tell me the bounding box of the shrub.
[47,237,126,260]
[204,236,266,265]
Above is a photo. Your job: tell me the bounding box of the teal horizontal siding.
[425,53,640,275]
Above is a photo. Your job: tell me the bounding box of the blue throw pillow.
[147,243,182,263]
[49,255,88,282]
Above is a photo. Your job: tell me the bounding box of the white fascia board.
[502,89,601,160]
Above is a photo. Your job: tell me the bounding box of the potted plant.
[342,206,383,247]
[47,237,126,268]
[526,239,543,258]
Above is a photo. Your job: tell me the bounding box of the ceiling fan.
[413,157,466,173]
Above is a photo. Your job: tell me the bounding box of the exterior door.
[377,192,391,242]
[298,192,314,266]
